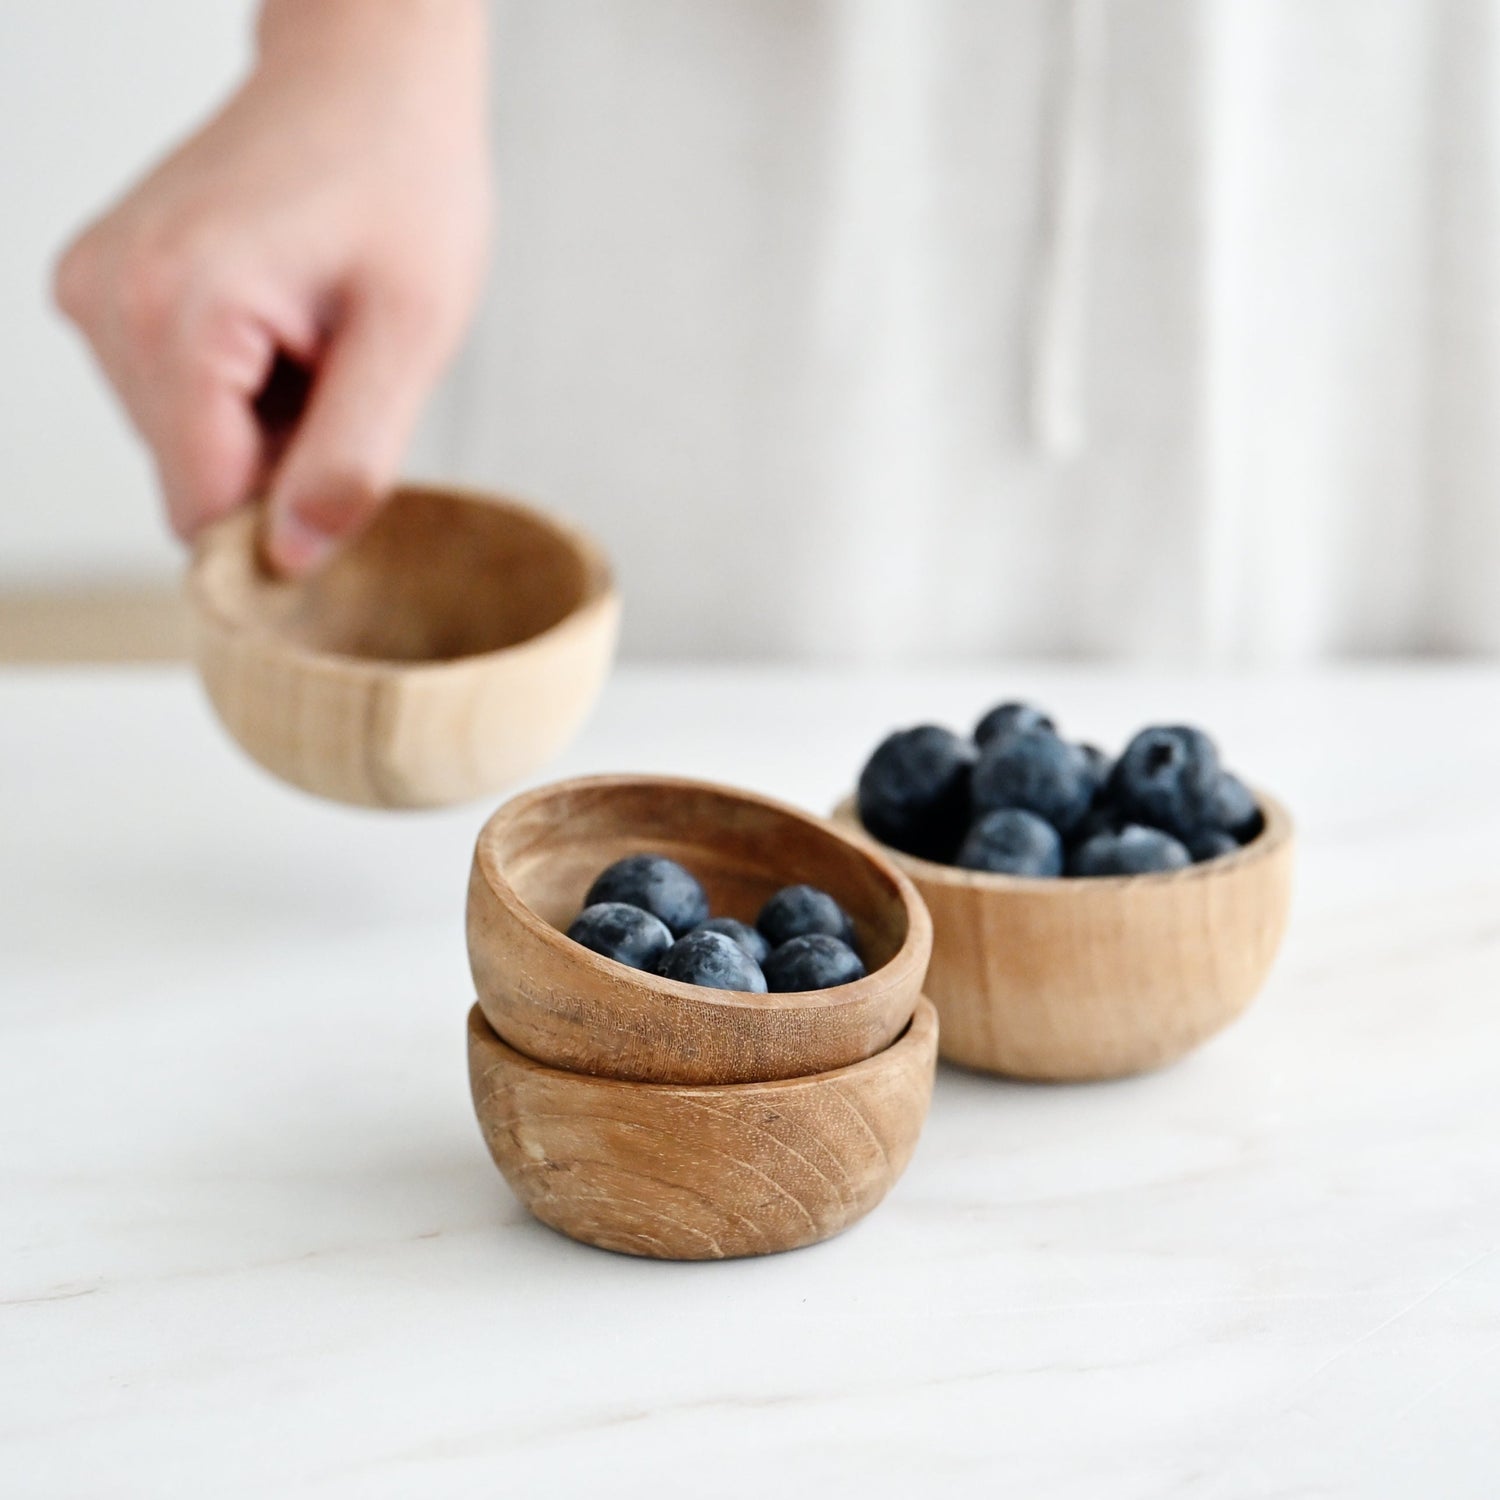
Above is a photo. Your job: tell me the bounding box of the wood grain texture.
[833,794,1295,1081]
[186,487,619,808]
[468,775,933,1085]
[468,996,938,1259]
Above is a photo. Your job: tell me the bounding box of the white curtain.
[422,0,1500,662]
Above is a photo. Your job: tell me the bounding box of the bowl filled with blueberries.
[834,702,1294,1081]
[467,774,933,1086]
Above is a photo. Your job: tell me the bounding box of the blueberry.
[1208,771,1264,843]
[1078,743,1113,798]
[762,934,867,992]
[971,729,1094,835]
[1067,799,1126,851]
[689,916,771,966]
[655,929,767,992]
[1187,828,1240,863]
[974,701,1057,748]
[956,809,1064,877]
[1107,726,1221,841]
[756,885,856,949]
[1069,825,1192,877]
[857,725,977,861]
[567,902,674,971]
[585,854,709,938]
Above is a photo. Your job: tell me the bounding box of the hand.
[54,0,492,575]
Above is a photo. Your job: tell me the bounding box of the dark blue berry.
[1208,771,1263,843]
[974,701,1057,748]
[756,885,856,949]
[1067,799,1126,851]
[1187,828,1239,863]
[971,729,1094,835]
[567,902,674,971]
[956,809,1064,877]
[689,917,771,966]
[1078,743,1113,798]
[762,934,867,992]
[1069,825,1192,877]
[1107,726,1222,841]
[656,929,767,992]
[585,854,709,938]
[857,725,977,861]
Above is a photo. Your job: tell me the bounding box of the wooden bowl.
[832,794,1294,1081]
[468,996,938,1259]
[467,775,932,1085]
[186,486,619,808]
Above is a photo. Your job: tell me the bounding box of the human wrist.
[256,0,485,71]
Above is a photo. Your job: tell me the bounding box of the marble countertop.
[2,664,1497,1498]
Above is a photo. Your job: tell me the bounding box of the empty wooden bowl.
[833,794,1294,1081]
[467,775,932,1085]
[468,996,938,1259]
[187,486,619,808]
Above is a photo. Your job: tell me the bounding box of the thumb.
[263,293,438,576]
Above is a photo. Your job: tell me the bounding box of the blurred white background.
[6,1,1500,663]
[0,2,255,584]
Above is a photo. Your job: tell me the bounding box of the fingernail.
[293,486,382,538]
[266,505,339,576]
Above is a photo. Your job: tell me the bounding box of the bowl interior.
[485,779,915,980]
[199,488,608,663]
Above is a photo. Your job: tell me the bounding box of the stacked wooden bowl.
[466,775,939,1259]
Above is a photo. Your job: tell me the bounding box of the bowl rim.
[186,483,618,680]
[468,994,938,1097]
[473,773,935,1009]
[832,788,1294,893]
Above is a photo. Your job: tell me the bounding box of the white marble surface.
[2,664,1498,1498]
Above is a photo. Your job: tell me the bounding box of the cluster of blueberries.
[566,853,868,992]
[857,702,1264,877]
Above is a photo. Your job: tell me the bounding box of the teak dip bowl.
[833,793,1294,1082]
[468,996,939,1259]
[467,775,933,1085]
[187,486,619,808]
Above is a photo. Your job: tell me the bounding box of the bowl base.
[468,1001,938,1260]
